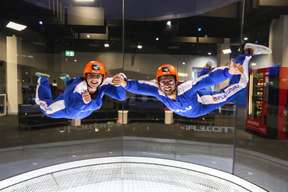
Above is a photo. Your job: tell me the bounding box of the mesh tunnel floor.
[0,157,266,192]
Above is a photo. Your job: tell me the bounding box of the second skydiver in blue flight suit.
[112,43,271,118]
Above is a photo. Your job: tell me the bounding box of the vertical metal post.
[240,0,246,45]
[121,0,125,157]
[232,0,246,175]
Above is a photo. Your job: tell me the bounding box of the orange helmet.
[83,60,107,77]
[156,64,178,81]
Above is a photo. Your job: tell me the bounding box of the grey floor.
[0,157,263,192]
[0,115,288,192]
[0,137,287,192]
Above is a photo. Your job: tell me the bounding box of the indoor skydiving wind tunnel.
[0,0,288,192]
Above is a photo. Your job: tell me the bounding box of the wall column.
[269,15,288,67]
[6,36,18,114]
[217,38,231,67]
[217,38,231,89]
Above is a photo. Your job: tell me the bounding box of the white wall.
[250,55,273,70]
[269,15,288,67]
[60,51,217,80]
[0,35,51,74]
[18,52,51,72]
[60,52,124,75]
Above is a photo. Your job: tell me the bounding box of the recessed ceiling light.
[166,20,172,27]
[6,21,27,31]
[244,37,249,41]
[137,44,143,49]
[182,62,186,65]
[86,34,90,38]
[197,27,202,32]
[208,52,212,55]
[156,37,159,41]
[104,43,110,48]
[39,21,43,25]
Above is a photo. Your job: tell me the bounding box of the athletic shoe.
[244,43,272,55]
[59,73,71,85]
[35,72,50,78]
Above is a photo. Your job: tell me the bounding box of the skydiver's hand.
[112,73,127,87]
[82,90,91,104]
[228,60,243,75]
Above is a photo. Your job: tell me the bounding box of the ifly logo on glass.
[182,125,233,133]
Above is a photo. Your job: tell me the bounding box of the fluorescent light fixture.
[208,52,212,55]
[222,48,232,54]
[137,44,143,49]
[178,72,188,77]
[166,20,172,26]
[104,43,110,48]
[74,0,94,2]
[65,50,75,57]
[6,21,27,31]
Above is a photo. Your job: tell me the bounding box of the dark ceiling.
[24,0,240,20]
[0,0,287,55]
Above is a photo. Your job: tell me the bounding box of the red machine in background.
[246,66,288,139]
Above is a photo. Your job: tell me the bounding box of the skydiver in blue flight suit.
[112,43,271,118]
[35,60,126,119]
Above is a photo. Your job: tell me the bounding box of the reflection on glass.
[122,0,247,172]
[0,0,125,152]
[0,0,287,192]
[235,1,288,191]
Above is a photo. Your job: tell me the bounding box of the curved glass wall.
[0,0,287,192]
[234,1,288,192]
[122,0,241,173]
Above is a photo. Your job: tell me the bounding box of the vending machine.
[246,66,288,139]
